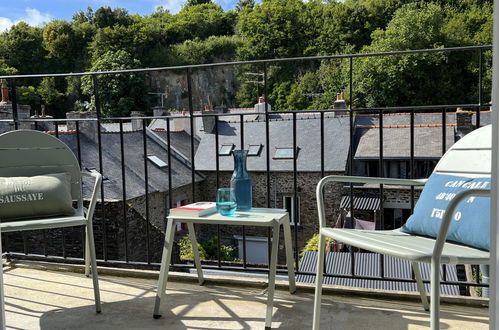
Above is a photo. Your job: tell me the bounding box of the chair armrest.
[81,171,102,221]
[433,188,490,262]
[316,175,427,228]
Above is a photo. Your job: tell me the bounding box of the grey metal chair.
[313,125,491,330]
[0,129,101,313]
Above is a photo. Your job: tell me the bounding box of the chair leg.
[86,222,101,313]
[85,226,90,277]
[411,261,429,311]
[312,234,326,330]
[430,260,440,330]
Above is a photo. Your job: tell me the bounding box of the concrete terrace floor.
[3,261,489,330]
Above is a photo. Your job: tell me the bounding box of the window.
[273,147,297,159]
[85,167,109,182]
[219,144,234,156]
[147,155,168,168]
[283,196,301,225]
[248,144,262,156]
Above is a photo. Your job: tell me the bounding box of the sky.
[0,0,243,32]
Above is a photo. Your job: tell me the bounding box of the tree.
[43,20,81,71]
[349,2,478,108]
[93,6,132,28]
[236,0,308,60]
[184,0,213,7]
[38,77,64,107]
[0,22,47,74]
[81,50,146,117]
[236,0,255,12]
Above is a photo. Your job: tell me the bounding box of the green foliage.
[0,22,47,74]
[236,0,308,60]
[345,2,489,107]
[299,234,333,260]
[43,20,81,71]
[179,235,239,262]
[0,59,17,75]
[16,85,41,112]
[236,0,256,12]
[93,7,132,28]
[81,49,146,117]
[179,235,207,260]
[185,0,213,6]
[38,77,64,105]
[169,36,242,65]
[0,1,492,116]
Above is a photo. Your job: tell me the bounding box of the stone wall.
[149,67,237,111]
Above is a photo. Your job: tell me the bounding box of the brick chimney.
[66,110,98,139]
[455,107,474,140]
[333,92,347,117]
[131,111,145,131]
[0,79,8,104]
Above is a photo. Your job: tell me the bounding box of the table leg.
[265,222,281,329]
[187,222,205,285]
[153,218,176,319]
[282,215,296,294]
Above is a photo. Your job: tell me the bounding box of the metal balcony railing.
[0,45,492,294]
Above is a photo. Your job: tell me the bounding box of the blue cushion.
[400,173,490,251]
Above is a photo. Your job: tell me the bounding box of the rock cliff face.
[149,65,237,111]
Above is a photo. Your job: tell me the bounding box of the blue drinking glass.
[216,188,237,216]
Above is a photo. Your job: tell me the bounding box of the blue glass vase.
[230,150,252,211]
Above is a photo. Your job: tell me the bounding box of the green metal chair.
[313,125,491,330]
[0,129,101,313]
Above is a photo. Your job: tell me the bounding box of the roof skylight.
[248,144,263,157]
[219,144,234,156]
[273,147,297,159]
[148,155,168,168]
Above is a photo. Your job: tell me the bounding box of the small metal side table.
[153,208,297,329]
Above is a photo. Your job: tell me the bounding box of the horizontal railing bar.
[0,45,491,80]
[7,253,488,288]
[14,103,491,124]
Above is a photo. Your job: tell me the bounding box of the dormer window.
[273,147,298,159]
[248,144,262,157]
[219,144,234,156]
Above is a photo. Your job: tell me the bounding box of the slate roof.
[352,112,489,160]
[152,129,200,163]
[194,114,351,172]
[354,125,456,159]
[297,251,460,295]
[56,130,202,201]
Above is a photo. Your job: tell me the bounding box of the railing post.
[348,56,355,277]
[142,118,151,264]
[477,47,483,127]
[10,78,18,130]
[119,121,129,263]
[93,74,107,261]
[186,68,196,202]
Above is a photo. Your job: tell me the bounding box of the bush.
[299,234,333,260]
[179,235,240,262]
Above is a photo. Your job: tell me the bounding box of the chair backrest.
[0,130,82,209]
[433,124,491,178]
